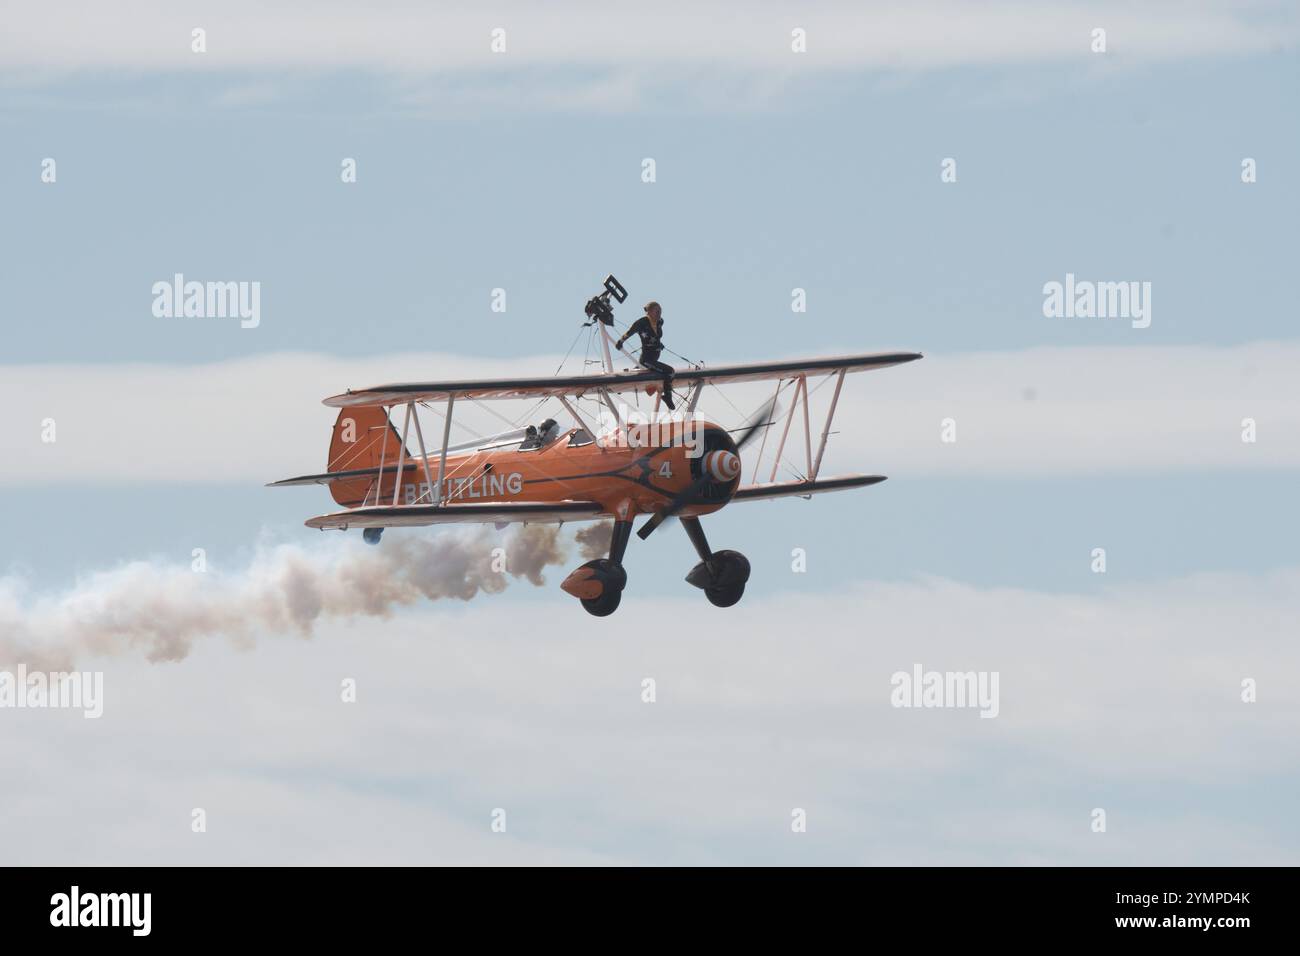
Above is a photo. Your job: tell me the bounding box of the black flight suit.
[617,316,676,410]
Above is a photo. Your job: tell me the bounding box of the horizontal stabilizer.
[267,463,423,488]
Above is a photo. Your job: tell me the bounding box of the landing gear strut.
[562,520,633,617]
[681,517,750,608]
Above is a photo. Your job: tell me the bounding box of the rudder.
[327,407,409,507]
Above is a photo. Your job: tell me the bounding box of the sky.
[0,0,1297,865]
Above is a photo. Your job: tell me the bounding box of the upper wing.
[322,351,923,407]
[305,500,605,530]
[731,474,886,502]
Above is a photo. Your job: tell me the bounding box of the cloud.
[2,1,1291,78]
[2,568,1296,864]
[2,341,1297,487]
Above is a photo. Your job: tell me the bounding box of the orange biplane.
[271,278,921,615]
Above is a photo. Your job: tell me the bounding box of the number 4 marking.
[659,461,673,478]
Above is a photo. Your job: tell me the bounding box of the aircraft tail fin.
[326,407,410,507]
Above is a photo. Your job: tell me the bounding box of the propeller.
[636,397,779,541]
[732,395,780,453]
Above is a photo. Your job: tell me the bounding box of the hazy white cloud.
[3,341,1296,486]
[2,568,1296,864]
[1,1,1290,77]
[830,340,1300,478]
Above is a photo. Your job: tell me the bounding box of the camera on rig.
[583,274,628,327]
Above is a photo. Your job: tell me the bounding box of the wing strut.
[685,381,704,415]
[435,394,455,504]
[557,394,605,453]
[761,370,849,483]
[811,369,846,481]
[800,375,813,477]
[598,387,622,441]
[410,402,438,504]
[769,376,803,482]
[391,404,412,506]
[370,406,392,506]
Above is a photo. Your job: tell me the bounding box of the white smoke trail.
[0,525,569,668]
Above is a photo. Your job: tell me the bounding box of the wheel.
[581,589,622,617]
[564,559,627,615]
[705,582,745,608]
[363,527,384,546]
[687,550,751,594]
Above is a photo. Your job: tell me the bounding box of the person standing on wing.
[616,300,676,410]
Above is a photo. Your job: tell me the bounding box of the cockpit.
[441,417,589,456]
[519,418,561,451]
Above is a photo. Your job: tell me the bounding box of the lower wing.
[304,475,881,530]
[305,500,604,530]
[731,474,886,502]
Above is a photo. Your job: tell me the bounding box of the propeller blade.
[734,396,780,451]
[637,475,707,540]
